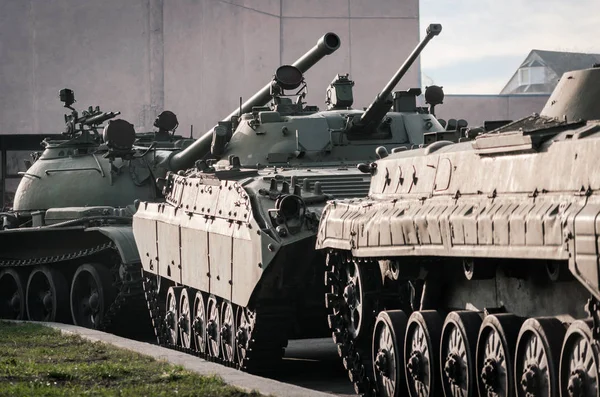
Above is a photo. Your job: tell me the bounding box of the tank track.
[0,242,115,268]
[324,250,377,396]
[0,242,144,331]
[326,250,600,397]
[141,270,289,373]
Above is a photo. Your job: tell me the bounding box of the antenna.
[239,96,242,117]
[190,124,193,138]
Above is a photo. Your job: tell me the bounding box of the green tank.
[0,32,343,334]
[0,91,193,333]
[315,65,600,397]
[132,24,461,373]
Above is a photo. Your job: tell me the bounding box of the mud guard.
[87,226,140,265]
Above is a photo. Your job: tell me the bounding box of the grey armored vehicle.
[0,91,192,333]
[132,24,460,373]
[316,65,600,397]
[0,32,342,334]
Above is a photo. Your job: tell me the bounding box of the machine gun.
[345,23,442,135]
[59,88,120,137]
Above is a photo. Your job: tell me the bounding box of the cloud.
[420,0,600,69]
[419,0,600,93]
[423,74,509,94]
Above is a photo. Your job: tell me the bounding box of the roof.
[528,49,600,76]
[500,49,600,94]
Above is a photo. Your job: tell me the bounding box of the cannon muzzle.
[347,23,441,134]
[167,32,341,171]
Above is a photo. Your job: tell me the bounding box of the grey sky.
[420,0,600,93]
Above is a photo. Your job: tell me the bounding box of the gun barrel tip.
[320,32,341,52]
[427,23,442,35]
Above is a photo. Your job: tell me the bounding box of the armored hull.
[134,167,371,369]
[316,66,600,396]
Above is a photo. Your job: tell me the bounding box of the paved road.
[134,333,356,396]
[270,338,355,397]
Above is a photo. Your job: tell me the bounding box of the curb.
[13,321,336,397]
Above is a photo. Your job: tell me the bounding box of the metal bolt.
[374,349,389,376]
[444,353,462,385]
[521,364,540,395]
[220,323,231,341]
[481,358,498,391]
[164,311,175,328]
[236,327,248,348]
[178,315,188,331]
[192,317,204,333]
[567,369,585,397]
[407,351,423,381]
[207,319,217,340]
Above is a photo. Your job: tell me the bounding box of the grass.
[0,321,264,397]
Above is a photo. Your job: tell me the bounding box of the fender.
[87,226,140,265]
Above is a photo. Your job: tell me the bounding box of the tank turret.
[201,23,447,170]
[344,23,442,135]
[166,32,341,171]
[540,64,600,122]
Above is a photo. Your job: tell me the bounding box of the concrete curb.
[13,321,336,397]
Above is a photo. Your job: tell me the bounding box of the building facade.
[0,0,421,136]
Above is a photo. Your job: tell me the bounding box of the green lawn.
[0,321,264,397]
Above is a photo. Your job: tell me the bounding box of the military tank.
[0,91,195,333]
[316,64,600,397]
[0,31,342,334]
[132,24,458,373]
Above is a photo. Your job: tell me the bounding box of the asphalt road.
[134,331,356,396]
[269,338,355,397]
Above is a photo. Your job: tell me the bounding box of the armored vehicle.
[316,64,600,397]
[132,24,458,373]
[0,31,342,334]
[0,91,194,333]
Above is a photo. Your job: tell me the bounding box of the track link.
[325,251,377,396]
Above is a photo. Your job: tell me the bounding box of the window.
[518,66,546,85]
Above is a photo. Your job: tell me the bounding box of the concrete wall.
[1,1,155,134]
[0,0,421,136]
[435,94,551,127]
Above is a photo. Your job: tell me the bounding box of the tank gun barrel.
[350,23,442,133]
[167,32,341,171]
